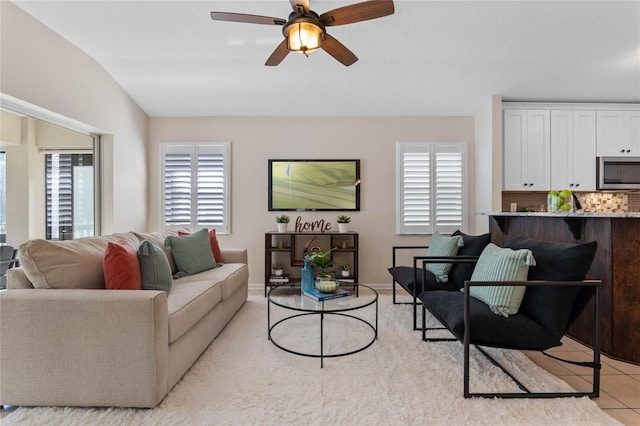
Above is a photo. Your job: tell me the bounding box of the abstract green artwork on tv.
[268,160,360,211]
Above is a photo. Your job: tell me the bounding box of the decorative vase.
[277,223,288,233]
[338,223,348,233]
[301,258,314,294]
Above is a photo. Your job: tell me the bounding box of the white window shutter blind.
[162,143,230,233]
[397,142,467,235]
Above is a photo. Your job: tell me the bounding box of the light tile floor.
[524,336,640,426]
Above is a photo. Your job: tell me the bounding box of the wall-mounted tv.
[268,159,360,211]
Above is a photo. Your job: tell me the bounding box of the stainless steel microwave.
[597,157,640,189]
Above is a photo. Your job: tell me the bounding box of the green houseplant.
[339,264,351,277]
[275,214,290,232]
[310,248,336,280]
[271,262,284,276]
[336,215,351,233]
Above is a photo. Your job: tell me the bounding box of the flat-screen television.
[268,159,360,211]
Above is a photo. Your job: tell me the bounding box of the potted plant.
[337,215,351,233]
[310,248,336,281]
[339,264,351,277]
[275,214,290,233]
[272,262,284,276]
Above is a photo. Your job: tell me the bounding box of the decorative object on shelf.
[275,214,290,232]
[547,189,573,212]
[340,241,348,249]
[336,215,351,233]
[340,264,351,277]
[272,263,284,276]
[277,241,284,249]
[310,248,336,280]
[303,237,322,259]
[301,258,314,294]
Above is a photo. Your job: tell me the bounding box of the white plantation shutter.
[397,142,467,234]
[162,143,230,233]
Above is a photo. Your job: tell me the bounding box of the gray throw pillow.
[165,228,216,278]
[137,239,172,292]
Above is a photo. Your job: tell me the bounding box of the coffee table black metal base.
[267,284,378,368]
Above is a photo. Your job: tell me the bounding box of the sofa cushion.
[469,243,535,317]
[166,279,223,343]
[424,232,463,282]
[19,233,138,289]
[165,229,217,278]
[132,230,181,274]
[505,236,598,340]
[174,263,249,300]
[138,239,172,292]
[104,240,142,290]
[449,231,491,289]
[420,290,561,350]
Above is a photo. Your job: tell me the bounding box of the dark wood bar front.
[488,213,640,365]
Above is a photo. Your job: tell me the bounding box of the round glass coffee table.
[267,284,378,368]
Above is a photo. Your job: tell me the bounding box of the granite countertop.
[476,211,640,218]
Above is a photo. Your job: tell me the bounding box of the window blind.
[397,142,467,234]
[161,143,230,233]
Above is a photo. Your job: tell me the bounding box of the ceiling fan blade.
[210,12,286,26]
[320,0,394,26]
[289,0,310,13]
[265,39,290,66]
[321,34,358,66]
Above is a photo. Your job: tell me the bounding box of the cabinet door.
[597,111,640,156]
[525,110,551,190]
[551,110,596,191]
[504,109,550,191]
[503,110,527,190]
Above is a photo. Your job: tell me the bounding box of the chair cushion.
[449,231,491,289]
[424,232,463,282]
[388,266,458,296]
[469,243,535,317]
[505,236,598,340]
[420,290,561,351]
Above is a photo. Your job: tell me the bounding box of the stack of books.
[303,287,351,302]
[337,275,355,283]
[269,274,290,284]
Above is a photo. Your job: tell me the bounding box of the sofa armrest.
[221,248,247,264]
[7,267,33,289]
[0,289,169,408]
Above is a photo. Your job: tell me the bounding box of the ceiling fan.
[210,0,394,66]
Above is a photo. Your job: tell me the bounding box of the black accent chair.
[388,231,490,329]
[419,237,601,398]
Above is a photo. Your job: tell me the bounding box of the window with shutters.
[45,153,94,240]
[396,142,467,234]
[161,142,230,234]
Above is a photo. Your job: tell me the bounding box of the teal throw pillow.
[137,239,172,292]
[469,243,535,317]
[425,232,464,282]
[165,228,216,278]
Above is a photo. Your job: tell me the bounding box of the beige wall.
[149,116,476,286]
[0,1,148,236]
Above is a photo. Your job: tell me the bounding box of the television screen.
[268,159,360,211]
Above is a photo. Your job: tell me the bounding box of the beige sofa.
[0,231,249,408]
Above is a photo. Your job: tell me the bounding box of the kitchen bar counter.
[487,213,640,365]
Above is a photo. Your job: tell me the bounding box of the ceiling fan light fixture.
[286,21,324,55]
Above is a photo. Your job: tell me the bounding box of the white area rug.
[4,295,620,425]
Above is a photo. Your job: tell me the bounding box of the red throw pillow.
[104,240,142,290]
[178,229,224,263]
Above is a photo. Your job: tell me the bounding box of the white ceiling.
[12,0,640,117]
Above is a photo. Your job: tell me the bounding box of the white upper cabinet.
[551,110,597,191]
[504,109,551,191]
[597,110,640,156]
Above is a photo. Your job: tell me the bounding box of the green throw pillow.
[425,232,464,282]
[469,243,535,317]
[165,228,216,278]
[137,239,172,292]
